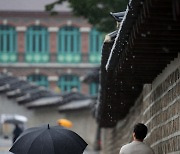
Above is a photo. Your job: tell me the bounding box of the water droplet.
[141,33,146,37]
[147,31,151,35]
[167,26,172,30]
[162,47,169,53]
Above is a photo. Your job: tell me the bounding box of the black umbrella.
[9,124,87,154]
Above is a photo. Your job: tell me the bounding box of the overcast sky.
[0,0,71,11]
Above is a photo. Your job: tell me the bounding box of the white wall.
[0,95,98,149]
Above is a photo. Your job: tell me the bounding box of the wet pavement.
[0,137,12,154]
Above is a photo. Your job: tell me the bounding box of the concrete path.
[0,137,12,154]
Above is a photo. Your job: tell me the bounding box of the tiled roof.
[0,73,94,112]
[58,99,95,112]
[96,0,180,127]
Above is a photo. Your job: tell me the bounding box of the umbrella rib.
[26,129,47,154]
[53,128,85,149]
[47,130,56,154]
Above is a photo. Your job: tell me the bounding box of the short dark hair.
[133,123,148,140]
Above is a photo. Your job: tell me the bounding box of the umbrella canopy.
[1,114,27,124]
[57,119,73,128]
[10,124,87,154]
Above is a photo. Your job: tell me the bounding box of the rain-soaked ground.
[0,137,99,154]
[0,137,12,154]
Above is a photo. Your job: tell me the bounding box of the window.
[57,26,81,63]
[89,28,103,63]
[0,25,17,62]
[89,82,99,96]
[58,75,80,92]
[26,26,48,53]
[27,74,49,87]
[25,26,49,62]
[58,26,80,53]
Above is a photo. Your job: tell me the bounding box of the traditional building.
[96,0,180,153]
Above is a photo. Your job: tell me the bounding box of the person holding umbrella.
[9,124,87,154]
[12,124,23,143]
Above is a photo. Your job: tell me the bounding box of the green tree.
[46,0,128,33]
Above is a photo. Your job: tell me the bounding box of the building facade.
[0,11,103,96]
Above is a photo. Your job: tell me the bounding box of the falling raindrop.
[126,58,128,61]
[132,86,135,89]
[147,31,151,35]
[131,65,133,69]
[141,33,146,37]
[162,47,169,53]
[167,26,172,30]
[133,55,135,58]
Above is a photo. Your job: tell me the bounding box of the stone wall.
[100,54,180,154]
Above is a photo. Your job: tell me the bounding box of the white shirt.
[119,141,154,154]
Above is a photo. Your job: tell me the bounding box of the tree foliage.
[46,0,128,33]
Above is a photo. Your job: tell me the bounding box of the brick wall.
[100,54,180,154]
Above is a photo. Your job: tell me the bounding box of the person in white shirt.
[119,123,154,154]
